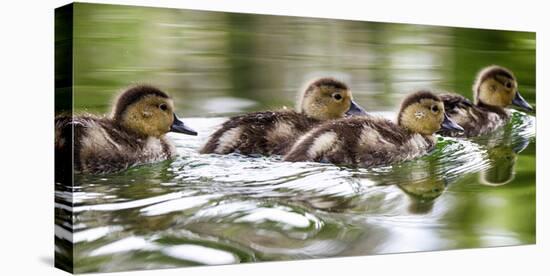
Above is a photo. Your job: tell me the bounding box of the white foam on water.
[73,226,123,243]
[235,207,311,228]
[162,244,238,265]
[140,194,219,216]
[72,191,196,212]
[89,236,159,256]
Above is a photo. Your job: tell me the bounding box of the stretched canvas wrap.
[55,2,536,274]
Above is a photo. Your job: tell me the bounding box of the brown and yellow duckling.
[439,65,533,137]
[200,77,367,156]
[284,90,463,168]
[55,85,197,174]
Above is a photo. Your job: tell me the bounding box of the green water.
[55,3,536,273]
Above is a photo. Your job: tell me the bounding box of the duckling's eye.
[505,81,513,89]
[332,93,343,101]
[431,105,439,113]
[159,103,168,111]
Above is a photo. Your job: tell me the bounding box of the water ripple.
[63,113,535,272]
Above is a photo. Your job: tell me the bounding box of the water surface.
[55,111,535,273]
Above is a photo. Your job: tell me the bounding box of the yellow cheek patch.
[399,100,443,135]
[414,111,426,119]
[478,78,515,107]
[119,96,174,137]
[301,89,348,120]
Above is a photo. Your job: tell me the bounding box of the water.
[55,3,536,273]
[55,111,535,273]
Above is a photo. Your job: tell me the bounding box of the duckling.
[284,90,464,168]
[200,77,367,156]
[55,85,197,174]
[439,65,533,137]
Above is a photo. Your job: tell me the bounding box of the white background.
[0,0,547,275]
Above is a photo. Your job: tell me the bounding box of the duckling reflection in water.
[479,145,518,186]
[55,85,197,174]
[284,90,463,167]
[362,156,449,214]
[439,65,534,137]
[397,162,447,214]
[475,115,533,186]
[200,77,367,156]
[399,175,446,201]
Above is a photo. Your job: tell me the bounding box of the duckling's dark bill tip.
[170,124,198,136]
[512,91,534,112]
[345,100,368,116]
[441,113,464,132]
[171,114,198,136]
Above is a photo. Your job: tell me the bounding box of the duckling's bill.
[512,91,534,112]
[345,100,368,116]
[441,113,464,132]
[170,114,198,136]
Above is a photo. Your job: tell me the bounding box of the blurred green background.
[70,3,536,117]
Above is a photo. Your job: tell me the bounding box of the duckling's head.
[474,65,533,111]
[398,90,463,135]
[297,77,367,120]
[111,85,197,138]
